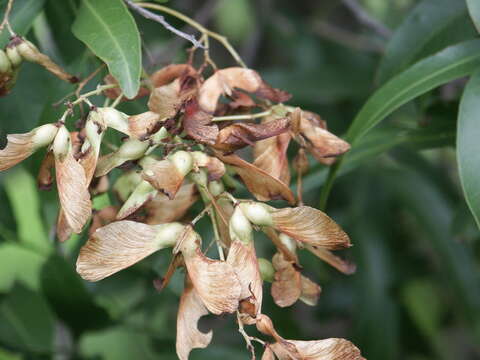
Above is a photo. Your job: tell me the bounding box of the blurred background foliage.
[0,0,480,359]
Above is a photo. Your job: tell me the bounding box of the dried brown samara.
[0,21,361,360]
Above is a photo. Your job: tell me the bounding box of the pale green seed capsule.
[169,150,193,176]
[189,168,208,187]
[117,138,149,159]
[258,258,275,282]
[52,126,70,158]
[6,45,22,68]
[229,206,253,244]
[154,222,186,248]
[97,107,130,135]
[16,39,40,63]
[239,202,273,226]
[32,124,60,148]
[208,180,225,196]
[0,49,12,73]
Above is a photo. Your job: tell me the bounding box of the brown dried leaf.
[55,151,92,233]
[216,152,295,204]
[77,220,160,281]
[145,182,197,224]
[213,117,290,152]
[142,159,185,199]
[305,244,356,275]
[176,275,213,360]
[270,206,350,250]
[180,226,241,314]
[183,100,218,145]
[271,253,301,308]
[227,239,263,323]
[253,117,291,185]
[199,67,290,113]
[128,111,162,140]
[148,79,182,119]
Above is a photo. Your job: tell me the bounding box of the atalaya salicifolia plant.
[0,0,364,358]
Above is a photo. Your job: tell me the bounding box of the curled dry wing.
[215,152,295,204]
[305,244,356,275]
[213,117,290,152]
[253,117,292,185]
[183,100,218,145]
[270,338,365,360]
[151,64,197,88]
[198,67,291,113]
[270,206,350,249]
[176,275,213,360]
[37,150,55,190]
[55,151,92,234]
[148,79,183,119]
[179,226,241,315]
[271,253,301,308]
[299,275,321,306]
[128,111,162,140]
[227,239,263,323]
[77,220,159,281]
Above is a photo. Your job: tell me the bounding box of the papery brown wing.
[183,100,218,145]
[180,226,241,315]
[0,132,35,171]
[271,338,365,360]
[299,275,321,306]
[55,151,91,233]
[227,239,263,323]
[176,275,213,360]
[145,182,197,224]
[305,244,356,275]
[142,159,185,199]
[253,117,291,185]
[151,64,197,87]
[89,206,119,236]
[76,220,159,281]
[271,253,301,308]
[148,79,182,119]
[270,206,350,249]
[128,111,162,140]
[213,117,290,152]
[216,153,295,204]
[37,150,55,190]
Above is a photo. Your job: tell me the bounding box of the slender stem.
[136,2,247,68]
[111,92,124,108]
[208,209,225,261]
[75,64,105,98]
[318,157,343,211]
[191,204,212,225]
[212,109,272,122]
[71,84,118,106]
[236,312,256,359]
[0,0,15,35]
[124,0,204,48]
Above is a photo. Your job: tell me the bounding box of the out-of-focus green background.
[1,0,480,359]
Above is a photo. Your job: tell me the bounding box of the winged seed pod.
[11,36,78,83]
[0,123,58,171]
[77,221,185,281]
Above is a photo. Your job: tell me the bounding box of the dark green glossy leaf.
[0,0,46,48]
[457,70,480,229]
[0,283,54,353]
[467,0,480,33]
[72,0,141,98]
[347,40,480,145]
[377,0,472,83]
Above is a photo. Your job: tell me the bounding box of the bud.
[229,206,253,244]
[6,45,22,68]
[97,107,130,135]
[258,258,275,282]
[0,49,12,73]
[239,201,273,226]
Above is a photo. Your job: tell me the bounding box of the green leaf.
[79,327,156,360]
[0,0,46,48]
[72,0,141,98]
[457,70,480,229]
[3,168,50,253]
[347,39,480,145]
[0,283,54,353]
[377,0,472,83]
[0,244,46,292]
[40,255,111,336]
[467,0,480,33]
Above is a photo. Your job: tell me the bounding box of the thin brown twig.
[75,64,106,98]
[0,0,15,35]
[124,0,204,49]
